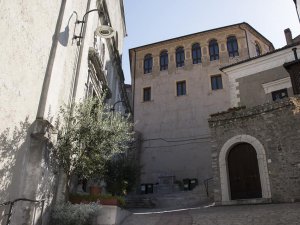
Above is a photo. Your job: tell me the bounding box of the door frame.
[219,135,271,203]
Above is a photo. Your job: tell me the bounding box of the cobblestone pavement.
[121,203,300,225]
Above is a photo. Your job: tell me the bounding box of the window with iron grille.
[176,80,186,96]
[176,47,185,67]
[192,43,202,64]
[143,87,151,101]
[209,39,219,61]
[211,75,223,90]
[160,50,168,71]
[144,54,153,74]
[227,36,239,57]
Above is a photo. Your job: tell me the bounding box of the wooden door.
[228,143,262,200]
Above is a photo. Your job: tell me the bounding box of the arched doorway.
[227,143,262,200]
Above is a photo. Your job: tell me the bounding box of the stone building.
[209,32,300,205]
[0,0,129,224]
[129,23,274,190]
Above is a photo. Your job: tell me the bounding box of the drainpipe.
[36,0,67,119]
[239,24,250,59]
[71,0,92,102]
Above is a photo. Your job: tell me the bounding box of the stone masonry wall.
[209,97,300,203]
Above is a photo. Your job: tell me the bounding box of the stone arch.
[219,135,271,202]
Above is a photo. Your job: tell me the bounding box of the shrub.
[51,202,101,225]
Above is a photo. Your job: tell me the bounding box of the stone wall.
[209,97,300,204]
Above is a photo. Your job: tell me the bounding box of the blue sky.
[122,0,300,83]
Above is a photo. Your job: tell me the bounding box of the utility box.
[189,178,198,190]
[183,179,190,191]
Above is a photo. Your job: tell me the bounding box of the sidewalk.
[121,202,300,225]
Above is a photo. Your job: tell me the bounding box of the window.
[176,47,185,67]
[160,50,168,71]
[143,87,151,101]
[176,81,186,96]
[211,75,223,90]
[192,43,202,64]
[227,36,239,57]
[209,39,219,61]
[144,54,153,74]
[255,42,261,56]
[272,88,288,101]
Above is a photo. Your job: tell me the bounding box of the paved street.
[121,203,300,225]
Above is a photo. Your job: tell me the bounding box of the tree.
[53,96,134,192]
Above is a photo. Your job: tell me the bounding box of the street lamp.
[110,100,129,114]
[73,9,115,45]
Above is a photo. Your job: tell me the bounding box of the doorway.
[227,143,262,200]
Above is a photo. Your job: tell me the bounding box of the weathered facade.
[129,23,274,188]
[209,97,300,204]
[0,0,128,224]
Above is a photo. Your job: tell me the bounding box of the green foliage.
[51,202,101,225]
[104,155,140,196]
[53,96,134,181]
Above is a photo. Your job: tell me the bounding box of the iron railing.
[203,177,213,197]
[0,198,45,225]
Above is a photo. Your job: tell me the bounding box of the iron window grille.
[211,75,223,90]
[160,51,168,71]
[144,54,153,74]
[227,36,239,57]
[176,81,186,96]
[143,87,151,101]
[176,47,185,67]
[209,40,219,61]
[192,43,202,64]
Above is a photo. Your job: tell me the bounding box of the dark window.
[143,87,151,101]
[176,81,186,96]
[255,42,261,56]
[211,75,223,90]
[209,39,219,61]
[271,88,288,101]
[160,50,168,71]
[227,36,239,57]
[176,47,185,67]
[192,43,202,64]
[144,54,153,74]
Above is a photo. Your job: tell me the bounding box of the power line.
[144,140,212,149]
[142,135,211,143]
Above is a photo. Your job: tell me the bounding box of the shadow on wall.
[0,117,31,201]
[0,117,58,225]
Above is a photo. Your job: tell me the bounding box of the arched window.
[192,43,201,64]
[144,54,153,74]
[255,42,262,56]
[227,36,239,57]
[209,39,219,61]
[176,47,185,67]
[160,50,168,71]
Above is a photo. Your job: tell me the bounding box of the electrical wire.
[144,139,212,149]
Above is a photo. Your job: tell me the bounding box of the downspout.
[239,24,250,59]
[133,49,137,119]
[36,0,67,119]
[71,0,92,102]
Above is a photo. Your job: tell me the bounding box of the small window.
[209,39,219,61]
[176,47,185,67]
[227,36,239,57]
[192,43,202,64]
[144,54,153,74]
[211,75,223,90]
[176,81,186,96]
[255,42,261,56]
[160,50,168,71]
[143,87,151,101]
[272,88,288,101]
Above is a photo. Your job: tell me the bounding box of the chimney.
[284,28,293,45]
